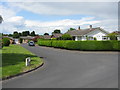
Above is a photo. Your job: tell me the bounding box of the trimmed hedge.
[52,40,69,48]
[65,41,113,51]
[37,39,120,51]
[2,38,10,46]
[110,40,120,50]
[38,39,52,47]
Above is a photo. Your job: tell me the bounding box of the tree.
[26,31,30,36]
[22,31,27,36]
[13,31,18,35]
[19,38,23,43]
[68,28,76,31]
[30,31,36,36]
[61,34,72,40]
[13,33,20,38]
[13,31,19,38]
[3,34,8,36]
[19,32,22,36]
[22,31,30,36]
[8,34,13,37]
[52,29,61,34]
[44,33,49,35]
[107,33,118,40]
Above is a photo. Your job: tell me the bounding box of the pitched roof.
[3,36,14,40]
[65,27,109,36]
[51,33,63,38]
[112,31,120,35]
[20,36,35,39]
[43,35,51,39]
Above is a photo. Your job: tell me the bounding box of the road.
[2,44,118,88]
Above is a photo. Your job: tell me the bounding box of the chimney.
[78,26,81,30]
[90,25,92,29]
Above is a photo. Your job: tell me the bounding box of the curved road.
[3,44,118,88]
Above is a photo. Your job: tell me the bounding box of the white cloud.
[24,17,101,34]
[1,16,101,34]
[0,5,16,21]
[25,17,100,27]
[0,2,118,34]
[9,2,118,19]
[6,16,24,22]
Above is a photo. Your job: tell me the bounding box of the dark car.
[28,41,35,46]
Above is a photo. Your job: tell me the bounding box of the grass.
[1,45,43,79]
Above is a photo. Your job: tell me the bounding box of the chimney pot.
[90,25,92,29]
[78,26,80,30]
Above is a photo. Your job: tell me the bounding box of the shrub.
[61,34,72,40]
[94,37,97,40]
[2,38,10,46]
[107,33,118,40]
[19,38,23,43]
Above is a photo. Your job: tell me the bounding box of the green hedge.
[65,41,113,51]
[110,40,120,50]
[37,39,120,51]
[2,38,10,46]
[38,39,52,47]
[52,40,69,48]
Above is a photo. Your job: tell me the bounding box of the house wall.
[85,29,107,40]
[117,36,120,40]
[75,36,81,41]
[10,39,13,44]
[23,39,28,43]
[75,37,78,41]
[75,36,86,41]
[14,39,19,44]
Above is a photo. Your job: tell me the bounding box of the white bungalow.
[66,25,110,41]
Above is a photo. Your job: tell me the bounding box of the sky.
[0,1,119,35]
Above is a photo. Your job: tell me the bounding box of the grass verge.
[1,45,43,79]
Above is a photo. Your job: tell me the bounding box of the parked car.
[28,41,35,46]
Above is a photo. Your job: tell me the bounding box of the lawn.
[1,45,43,79]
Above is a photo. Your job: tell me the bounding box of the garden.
[1,37,43,79]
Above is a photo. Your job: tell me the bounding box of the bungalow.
[43,35,51,39]
[20,36,35,43]
[43,33,62,39]
[66,25,109,41]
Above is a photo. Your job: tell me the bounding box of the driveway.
[2,44,118,88]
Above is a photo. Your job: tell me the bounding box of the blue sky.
[0,2,118,35]
[17,10,93,22]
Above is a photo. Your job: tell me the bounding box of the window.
[102,36,108,40]
[87,36,94,40]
